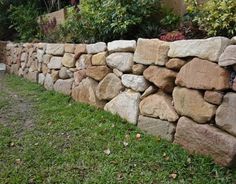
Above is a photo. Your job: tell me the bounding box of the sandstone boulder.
[108,40,136,52]
[173,87,216,123]
[204,91,223,105]
[46,44,64,55]
[75,44,86,59]
[140,86,157,99]
[219,45,236,66]
[174,117,236,167]
[121,74,149,92]
[44,74,54,90]
[76,54,92,70]
[92,52,107,66]
[25,71,38,82]
[74,70,86,86]
[62,53,75,68]
[176,58,230,90]
[59,67,70,79]
[38,73,45,85]
[86,66,111,81]
[132,64,146,75]
[165,58,186,71]
[65,44,75,53]
[54,79,73,96]
[86,42,106,54]
[48,57,62,69]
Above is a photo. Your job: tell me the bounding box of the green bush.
[185,0,236,37]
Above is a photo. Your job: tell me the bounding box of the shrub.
[185,0,236,37]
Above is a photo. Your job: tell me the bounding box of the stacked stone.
[3,36,236,167]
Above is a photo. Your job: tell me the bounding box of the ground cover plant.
[0,74,235,183]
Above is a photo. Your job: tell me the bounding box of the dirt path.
[0,76,35,137]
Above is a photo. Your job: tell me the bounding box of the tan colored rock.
[165,58,186,71]
[216,93,236,137]
[219,45,236,66]
[168,37,230,62]
[176,58,230,90]
[173,87,216,123]
[86,66,111,81]
[139,92,179,122]
[92,52,107,66]
[174,117,236,167]
[72,78,106,108]
[74,70,86,86]
[133,38,170,66]
[75,44,87,59]
[143,66,177,93]
[113,69,123,78]
[44,73,54,90]
[37,49,44,63]
[86,42,106,54]
[25,71,38,82]
[96,73,124,100]
[140,86,157,99]
[132,64,146,75]
[51,70,59,82]
[65,44,75,53]
[54,79,73,96]
[38,73,45,85]
[43,54,52,64]
[138,116,175,141]
[107,40,136,52]
[59,67,70,79]
[204,91,223,105]
[62,53,75,68]
[76,54,92,70]
[42,64,49,75]
[48,57,62,69]
[46,44,64,55]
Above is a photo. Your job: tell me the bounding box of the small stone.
[62,53,75,68]
[59,67,70,79]
[46,44,64,55]
[38,73,45,85]
[48,57,62,69]
[43,54,52,64]
[37,49,44,63]
[165,58,186,71]
[113,69,123,78]
[42,64,49,75]
[74,70,86,86]
[86,66,111,81]
[86,42,106,54]
[204,91,223,105]
[219,45,236,66]
[44,73,54,90]
[65,44,75,53]
[76,54,92,70]
[108,40,136,52]
[141,86,157,99]
[91,52,107,66]
[138,115,175,141]
[121,74,149,92]
[54,79,73,95]
[75,44,87,59]
[132,64,146,75]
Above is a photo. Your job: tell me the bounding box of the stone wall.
[1,37,236,167]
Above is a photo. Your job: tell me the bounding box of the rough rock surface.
[133,38,170,66]
[62,53,75,68]
[139,92,179,122]
[96,73,124,100]
[44,74,54,90]
[165,58,186,71]
[168,37,230,62]
[173,87,216,123]
[92,52,107,66]
[48,57,62,69]
[176,58,230,90]
[108,40,136,52]
[144,66,177,93]
[86,42,106,54]
[46,44,64,55]
[76,54,92,70]
[132,64,146,75]
[204,91,223,105]
[174,117,236,167]
[219,45,236,66]
[64,44,75,53]
[113,69,123,78]
[106,52,133,72]
[216,93,236,136]
[138,115,175,141]
[38,73,45,85]
[72,78,106,108]
[140,86,157,99]
[54,79,73,95]
[74,70,86,86]
[59,67,70,79]
[104,91,140,124]
[86,66,111,81]
[75,44,86,59]
[121,74,149,92]
[51,70,59,82]
[25,71,38,82]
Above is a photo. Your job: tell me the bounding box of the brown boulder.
[165,58,186,71]
[204,91,223,105]
[74,70,86,86]
[86,66,111,81]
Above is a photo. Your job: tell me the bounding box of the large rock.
[72,78,106,108]
[62,53,75,68]
[43,54,52,64]
[104,91,140,124]
[138,116,175,141]
[46,44,64,55]
[132,64,146,75]
[86,66,111,81]
[64,44,75,53]
[86,42,106,54]
[48,57,62,69]
[44,74,54,90]
[75,44,87,59]
[59,67,70,79]
[25,71,38,82]
[108,40,136,52]
[139,92,179,122]
[106,52,133,72]
[174,117,236,167]
[121,74,149,92]
[168,37,230,62]
[219,45,236,66]
[54,79,73,96]
[216,93,236,136]
[144,66,177,93]
[133,38,170,66]
[92,52,107,66]
[76,54,92,70]
[176,58,230,90]
[173,87,216,123]
[37,49,44,63]
[96,73,124,100]
[38,73,45,85]
[204,91,223,105]
[165,58,186,71]
[74,70,86,86]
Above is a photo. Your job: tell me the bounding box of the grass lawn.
[0,74,235,183]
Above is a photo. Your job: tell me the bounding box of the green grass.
[0,74,236,184]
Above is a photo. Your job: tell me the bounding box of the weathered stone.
[140,92,179,122]
[204,91,223,105]
[46,44,64,55]
[231,36,236,44]
[37,43,46,49]
[51,70,59,82]
[96,73,124,100]
[74,44,87,59]
[64,44,75,53]
[72,78,106,108]
[132,64,146,75]
[74,70,86,86]
[44,74,54,90]
[48,57,62,69]
[144,66,177,93]
[174,117,236,167]
[76,54,92,70]
[37,49,44,63]
[67,69,74,78]
[168,37,230,62]
[104,91,140,124]
[43,54,52,64]
[216,93,236,137]
[165,58,186,71]
[91,52,107,66]
[219,45,236,66]
[86,66,111,81]
[54,79,73,96]
[42,64,49,75]
[176,58,230,90]
[121,74,149,92]
[25,71,38,82]
[138,116,175,141]
[10,64,19,75]
[133,38,170,66]
[108,40,136,52]
[113,69,123,78]
[141,86,157,99]
[62,53,75,68]
[59,67,70,79]
[173,87,216,123]
[38,73,45,85]
[20,52,28,62]
[86,42,106,54]
[106,53,133,72]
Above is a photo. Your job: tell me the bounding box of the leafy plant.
[185,0,236,37]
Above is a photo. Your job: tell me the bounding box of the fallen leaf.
[169,173,177,179]
[104,148,111,155]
